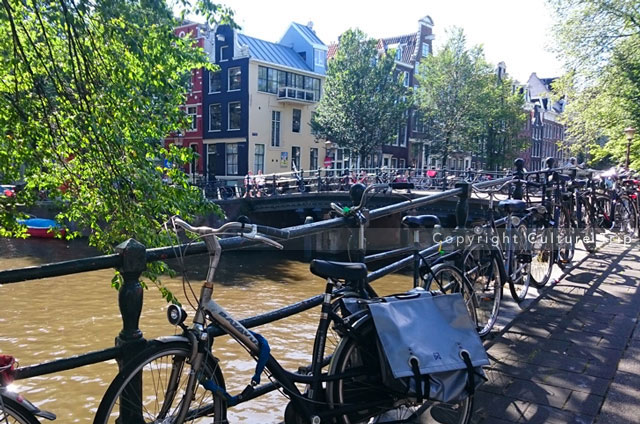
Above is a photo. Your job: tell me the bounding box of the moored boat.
[17,217,66,238]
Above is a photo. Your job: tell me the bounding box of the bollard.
[115,238,147,423]
[272,174,278,196]
[512,158,525,200]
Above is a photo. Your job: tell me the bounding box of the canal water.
[0,238,411,423]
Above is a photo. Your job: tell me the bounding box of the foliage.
[0,0,232,301]
[549,0,640,167]
[414,28,526,168]
[311,28,410,164]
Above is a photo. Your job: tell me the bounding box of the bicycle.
[1,355,56,424]
[93,213,475,424]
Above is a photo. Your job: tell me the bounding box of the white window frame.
[228,102,241,131]
[422,42,430,57]
[186,106,197,131]
[271,111,281,147]
[254,144,265,173]
[228,67,241,92]
[219,45,228,62]
[209,103,221,132]
[226,143,238,175]
[208,71,221,94]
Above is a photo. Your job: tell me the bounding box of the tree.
[414,28,524,168]
[548,0,640,166]
[311,29,409,166]
[0,0,235,301]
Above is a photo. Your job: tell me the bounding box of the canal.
[0,237,412,423]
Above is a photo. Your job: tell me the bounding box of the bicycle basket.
[368,290,489,403]
[0,355,16,386]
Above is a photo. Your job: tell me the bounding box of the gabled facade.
[521,73,567,171]
[327,15,435,170]
[202,23,327,178]
[167,22,213,180]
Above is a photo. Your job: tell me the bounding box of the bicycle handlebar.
[170,217,285,250]
[330,183,390,217]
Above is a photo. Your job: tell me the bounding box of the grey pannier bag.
[367,289,489,404]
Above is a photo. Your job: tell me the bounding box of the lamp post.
[624,127,635,170]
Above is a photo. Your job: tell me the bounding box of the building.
[167,22,214,181]
[327,15,435,171]
[521,73,567,171]
[202,22,327,179]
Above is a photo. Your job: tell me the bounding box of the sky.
[206,0,564,83]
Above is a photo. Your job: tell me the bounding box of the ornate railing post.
[512,158,525,200]
[454,182,470,230]
[115,238,147,423]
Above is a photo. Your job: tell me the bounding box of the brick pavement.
[472,241,640,424]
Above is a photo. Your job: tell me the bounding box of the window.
[391,158,397,168]
[209,104,221,131]
[254,144,265,173]
[190,144,198,173]
[399,124,407,146]
[226,143,238,175]
[395,46,403,61]
[228,67,241,91]
[399,159,405,169]
[292,109,301,133]
[186,106,197,131]
[310,148,318,170]
[206,144,216,179]
[271,111,281,147]
[209,71,221,93]
[257,65,321,100]
[291,146,301,170]
[403,71,409,87]
[422,42,430,57]
[219,45,228,61]
[228,102,241,130]
[314,49,325,67]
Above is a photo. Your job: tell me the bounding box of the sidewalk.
[472,241,640,424]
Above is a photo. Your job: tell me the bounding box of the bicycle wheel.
[421,263,478,327]
[0,396,40,424]
[557,207,575,264]
[508,224,531,303]
[94,340,226,424]
[594,194,612,230]
[462,243,502,338]
[581,201,598,253]
[528,221,554,288]
[613,194,637,237]
[326,317,473,424]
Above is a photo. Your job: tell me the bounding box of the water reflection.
[0,238,411,423]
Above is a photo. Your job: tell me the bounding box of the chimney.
[307,21,314,30]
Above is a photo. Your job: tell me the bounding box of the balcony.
[277,86,318,104]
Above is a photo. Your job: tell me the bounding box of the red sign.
[323,156,333,168]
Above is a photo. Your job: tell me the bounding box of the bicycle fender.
[2,391,56,421]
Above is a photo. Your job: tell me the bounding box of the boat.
[17,217,66,239]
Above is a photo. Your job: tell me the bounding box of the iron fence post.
[513,158,525,200]
[115,238,147,423]
[454,182,470,229]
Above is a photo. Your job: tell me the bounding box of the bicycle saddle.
[498,199,527,213]
[401,215,441,229]
[310,260,368,281]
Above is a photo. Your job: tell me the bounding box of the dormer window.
[314,49,325,67]
[421,42,430,57]
[395,45,403,61]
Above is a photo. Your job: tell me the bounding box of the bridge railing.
[194,167,512,200]
[0,158,581,413]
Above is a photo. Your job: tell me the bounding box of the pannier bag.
[368,290,489,403]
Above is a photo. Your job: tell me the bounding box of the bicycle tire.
[94,340,226,424]
[528,220,554,288]
[0,395,40,424]
[420,263,478,327]
[614,194,637,236]
[326,316,473,424]
[557,207,575,265]
[508,224,531,302]
[461,243,503,338]
[594,194,612,230]
[581,200,598,253]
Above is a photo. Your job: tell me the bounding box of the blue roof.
[291,22,325,47]
[237,34,312,72]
